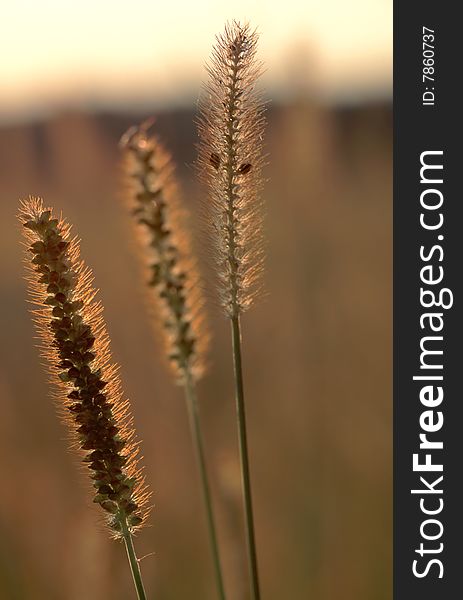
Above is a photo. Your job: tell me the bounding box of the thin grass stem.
[184,373,227,600]
[197,20,264,599]
[121,515,148,600]
[230,315,260,600]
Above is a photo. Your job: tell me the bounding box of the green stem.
[121,515,148,600]
[230,315,261,600]
[184,373,227,600]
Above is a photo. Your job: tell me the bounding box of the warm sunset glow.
[1,0,391,121]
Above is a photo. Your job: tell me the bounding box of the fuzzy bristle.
[120,122,208,384]
[197,20,266,317]
[19,197,150,536]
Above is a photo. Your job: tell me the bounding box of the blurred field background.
[0,2,391,599]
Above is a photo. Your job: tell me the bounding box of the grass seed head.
[19,197,150,537]
[121,122,208,384]
[197,20,266,317]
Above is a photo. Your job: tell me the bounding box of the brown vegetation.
[0,96,391,599]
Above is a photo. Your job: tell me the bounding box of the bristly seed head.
[120,123,208,384]
[19,197,150,537]
[197,20,266,317]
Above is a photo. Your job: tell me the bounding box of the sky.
[1,0,392,122]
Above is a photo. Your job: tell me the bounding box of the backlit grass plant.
[120,122,226,600]
[198,21,266,600]
[19,197,151,600]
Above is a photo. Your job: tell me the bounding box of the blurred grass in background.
[0,94,391,599]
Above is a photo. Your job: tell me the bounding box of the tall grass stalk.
[184,371,226,600]
[230,316,259,600]
[19,197,151,600]
[121,516,147,600]
[121,124,226,600]
[198,21,266,600]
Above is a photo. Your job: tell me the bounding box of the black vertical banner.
[394,2,462,598]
